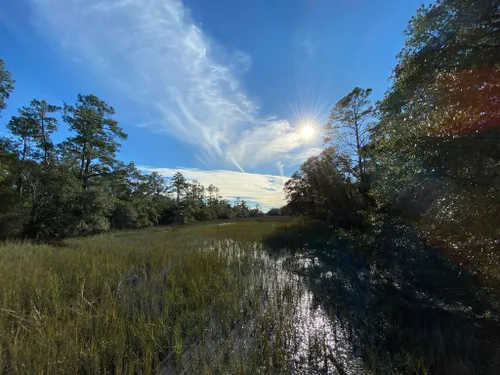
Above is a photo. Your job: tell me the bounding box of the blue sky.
[0,0,430,208]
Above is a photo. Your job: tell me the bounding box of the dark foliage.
[281,1,500,373]
[264,220,500,374]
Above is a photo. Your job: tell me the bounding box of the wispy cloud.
[139,166,288,207]
[283,147,323,167]
[28,0,321,172]
[276,161,285,176]
[294,27,319,59]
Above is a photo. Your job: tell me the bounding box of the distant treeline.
[0,81,263,239]
[266,206,291,216]
[284,0,500,281]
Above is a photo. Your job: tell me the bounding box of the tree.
[249,204,263,217]
[7,114,37,195]
[206,184,221,219]
[0,59,14,114]
[267,208,281,216]
[324,87,375,183]
[284,147,364,226]
[374,0,500,209]
[0,137,25,237]
[371,0,500,277]
[144,172,167,196]
[217,199,236,219]
[60,94,127,190]
[387,0,500,109]
[7,115,35,166]
[170,172,187,202]
[238,200,250,218]
[8,99,60,166]
[28,99,60,165]
[184,180,207,220]
[108,168,169,230]
[0,87,245,237]
[266,206,291,216]
[207,184,220,203]
[232,197,251,218]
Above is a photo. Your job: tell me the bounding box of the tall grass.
[1,219,343,374]
[0,222,270,373]
[3,218,497,374]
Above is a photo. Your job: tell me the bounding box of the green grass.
[0,219,326,374]
[2,218,499,375]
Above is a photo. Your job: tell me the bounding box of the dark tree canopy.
[285,0,500,280]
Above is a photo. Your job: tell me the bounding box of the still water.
[159,239,366,374]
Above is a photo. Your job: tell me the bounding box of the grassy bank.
[0,220,280,374]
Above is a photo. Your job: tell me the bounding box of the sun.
[301,124,315,139]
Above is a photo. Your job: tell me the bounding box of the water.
[158,239,366,374]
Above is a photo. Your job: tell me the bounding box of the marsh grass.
[3,218,498,374]
[1,219,353,375]
[0,222,272,374]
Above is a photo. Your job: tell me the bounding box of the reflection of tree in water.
[264,219,500,374]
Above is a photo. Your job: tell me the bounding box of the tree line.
[284,0,500,280]
[0,77,262,239]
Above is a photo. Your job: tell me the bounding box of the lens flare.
[301,124,315,139]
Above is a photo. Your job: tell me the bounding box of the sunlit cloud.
[28,0,321,172]
[139,166,289,207]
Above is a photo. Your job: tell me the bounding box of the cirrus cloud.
[28,0,321,172]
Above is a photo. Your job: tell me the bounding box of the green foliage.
[285,147,365,227]
[8,99,60,165]
[26,99,60,165]
[0,59,14,113]
[63,188,114,235]
[0,138,25,237]
[266,207,281,216]
[0,78,262,239]
[266,205,291,216]
[170,172,187,202]
[1,1,500,372]
[60,94,127,190]
[232,197,251,218]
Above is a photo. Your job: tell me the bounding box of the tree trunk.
[79,141,87,188]
[39,110,50,166]
[17,137,28,195]
[83,157,91,190]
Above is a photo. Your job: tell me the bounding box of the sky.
[0,0,431,209]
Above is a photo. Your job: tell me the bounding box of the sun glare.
[301,124,315,139]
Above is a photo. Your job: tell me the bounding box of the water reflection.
[157,239,366,374]
[263,219,500,375]
[156,218,500,374]
[263,255,365,374]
